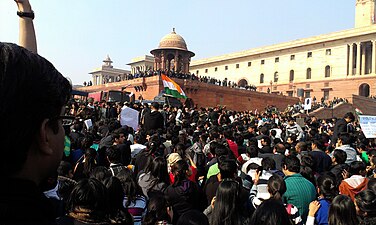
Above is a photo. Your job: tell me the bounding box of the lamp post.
[293,85,296,97]
[270,80,273,93]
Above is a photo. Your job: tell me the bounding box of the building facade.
[127,55,154,75]
[90,55,130,85]
[190,0,376,101]
[150,28,195,74]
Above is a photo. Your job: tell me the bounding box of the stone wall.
[179,79,298,111]
[78,76,298,111]
[352,95,376,115]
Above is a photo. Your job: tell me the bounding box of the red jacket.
[227,139,239,158]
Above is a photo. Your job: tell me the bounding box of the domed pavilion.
[150,28,195,74]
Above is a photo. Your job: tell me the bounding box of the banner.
[359,115,376,138]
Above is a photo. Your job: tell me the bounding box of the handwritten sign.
[120,106,139,132]
[359,115,376,138]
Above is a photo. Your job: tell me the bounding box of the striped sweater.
[123,195,147,225]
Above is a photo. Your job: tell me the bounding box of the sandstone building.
[90,55,130,85]
[190,0,376,101]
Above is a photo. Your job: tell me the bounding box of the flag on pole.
[355,108,363,115]
[161,74,187,99]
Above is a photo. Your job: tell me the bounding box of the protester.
[282,155,317,223]
[164,160,202,224]
[0,2,71,224]
[205,179,250,225]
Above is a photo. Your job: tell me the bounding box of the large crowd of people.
[83,69,258,92]
[46,97,376,225]
[2,1,376,225]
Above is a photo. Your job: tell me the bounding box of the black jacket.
[0,178,56,225]
[332,119,348,144]
[164,180,202,224]
[143,111,164,132]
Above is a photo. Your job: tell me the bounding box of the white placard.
[84,119,93,129]
[120,106,139,131]
[304,98,312,110]
[359,115,376,138]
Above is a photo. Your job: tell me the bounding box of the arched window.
[325,65,331,77]
[359,83,370,97]
[289,70,294,82]
[238,79,248,87]
[260,74,264,84]
[306,68,312,79]
[274,72,279,82]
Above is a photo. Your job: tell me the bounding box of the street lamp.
[270,80,273,93]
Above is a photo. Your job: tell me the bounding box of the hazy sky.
[0,0,355,85]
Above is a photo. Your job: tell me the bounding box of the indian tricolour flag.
[161,74,187,99]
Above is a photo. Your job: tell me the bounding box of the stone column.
[174,51,179,72]
[356,42,361,75]
[373,40,376,74]
[161,51,166,71]
[362,43,366,75]
[349,44,354,75]
[98,75,102,85]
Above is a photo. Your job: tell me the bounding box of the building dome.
[158,28,188,51]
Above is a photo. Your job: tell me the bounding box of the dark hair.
[106,145,122,163]
[215,144,230,157]
[134,134,144,144]
[142,193,171,225]
[267,174,286,201]
[145,157,170,193]
[333,149,347,164]
[210,180,242,225]
[281,155,300,173]
[0,43,72,175]
[338,133,351,145]
[117,168,144,206]
[81,136,94,150]
[177,210,209,225]
[261,157,276,171]
[311,136,325,150]
[247,146,259,158]
[171,160,189,186]
[317,174,338,201]
[349,161,366,176]
[83,148,97,177]
[90,166,111,183]
[218,159,237,179]
[344,112,355,122]
[250,198,292,225]
[174,143,187,160]
[287,134,296,143]
[355,190,376,217]
[367,178,376,193]
[262,136,271,146]
[66,178,109,220]
[104,176,124,212]
[300,155,316,186]
[328,195,358,225]
[57,161,73,177]
[151,102,159,110]
[58,176,77,203]
[274,143,286,154]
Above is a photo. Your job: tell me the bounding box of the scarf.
[68,207,109,224]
